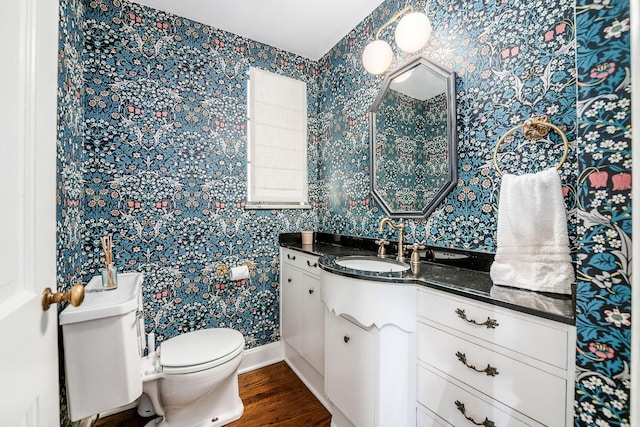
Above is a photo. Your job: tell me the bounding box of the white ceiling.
[131,0,385,61]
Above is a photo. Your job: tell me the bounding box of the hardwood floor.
[94,408,151,427]
[94,361,331,427]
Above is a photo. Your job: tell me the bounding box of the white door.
[0,0,61,425]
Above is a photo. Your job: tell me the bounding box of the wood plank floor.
[94,361,331,427]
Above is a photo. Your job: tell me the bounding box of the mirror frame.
[369,56,458,219]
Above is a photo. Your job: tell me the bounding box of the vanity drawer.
[417,364,537,427]
[417,404,450,426]
[281,248,321,276]
[417,287,570,369]
[417,322,566,426]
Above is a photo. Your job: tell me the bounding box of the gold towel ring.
[493,115,569,177]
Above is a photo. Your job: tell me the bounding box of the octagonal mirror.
[369,56,457,219]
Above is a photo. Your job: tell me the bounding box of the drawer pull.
[455,400,496,427]
[287,254,296,260]
[308,289,314,294]
[343,335,350,343]
[455,351,499,377]
[455,308,499,329]
[287,278,292,283]
[306,260,318,268]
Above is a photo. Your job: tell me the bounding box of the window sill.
[245,202,311,210]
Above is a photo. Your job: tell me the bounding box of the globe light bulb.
[395,12,432,53]
[362,39,393,75]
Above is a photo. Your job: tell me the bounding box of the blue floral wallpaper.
[57,0,85,293]
[79,0,321,348]
[55,0,632,425]
[573,0,632,425]
[317,0,578,249]
[57,1,85,423]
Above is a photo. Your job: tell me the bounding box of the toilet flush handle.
[42,284,85,311]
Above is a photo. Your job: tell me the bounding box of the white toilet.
[60,272,245,426]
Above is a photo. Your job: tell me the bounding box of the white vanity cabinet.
[326,312,376,427]
[416,287,576,427]
[280,248,325,390]
[322,269,416,427]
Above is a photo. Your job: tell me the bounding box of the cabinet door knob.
[455,351,499,376]
[455,308,499,329]
[343,335,350,343]
[287,278,292,283]
[306,260,318,268]
[455,400,496,427]
[287,254,296,260]
[308,289,314,294]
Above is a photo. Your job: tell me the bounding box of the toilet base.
[143,370,244,427]
[143,399,243,427]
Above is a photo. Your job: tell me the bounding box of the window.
[246,67,309,209]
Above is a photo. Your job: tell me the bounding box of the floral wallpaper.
[375,91,449,211]
[55,0,632,425]
[57,0,85,423]
[78,0,320,349]
[57,0,85,294]
[573,0,632,425]
[317,0,580,252]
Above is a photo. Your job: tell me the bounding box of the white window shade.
[247,67,309,208]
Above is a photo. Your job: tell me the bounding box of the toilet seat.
[160,328,244,375]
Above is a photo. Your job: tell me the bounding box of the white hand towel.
[490,167,574,294]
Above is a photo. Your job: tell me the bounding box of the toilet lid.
[160,328,244,369]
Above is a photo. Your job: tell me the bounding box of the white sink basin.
[335,256,410,273]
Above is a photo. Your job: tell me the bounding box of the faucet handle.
[375,239,390,257]
[408,243,426,264]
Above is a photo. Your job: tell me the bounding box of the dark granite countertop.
[279,232,575,325]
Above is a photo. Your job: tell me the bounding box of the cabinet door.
[301,271,325,375]
[281,262,302,353]
[326,312,375,427]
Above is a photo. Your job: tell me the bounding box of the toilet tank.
[60,272,145,422]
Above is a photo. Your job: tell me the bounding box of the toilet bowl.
[142,328,245,426]
[60,272,245,426]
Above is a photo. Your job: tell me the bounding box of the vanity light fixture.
[362,6,432,75]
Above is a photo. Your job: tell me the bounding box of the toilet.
[142,328,244,426]
[60,272,245,426]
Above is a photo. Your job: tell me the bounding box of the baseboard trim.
[239,340,284,373]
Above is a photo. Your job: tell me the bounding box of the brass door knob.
[42,284,85,311]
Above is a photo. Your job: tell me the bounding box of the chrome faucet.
[377,217,406,262]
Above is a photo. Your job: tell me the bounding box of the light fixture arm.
[374,6,415,39]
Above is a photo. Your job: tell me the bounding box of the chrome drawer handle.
[306,260,318,268]
[455,308,499,329]
[456,352,499,377]
[455,400,496,427]
[287,254,296,260]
